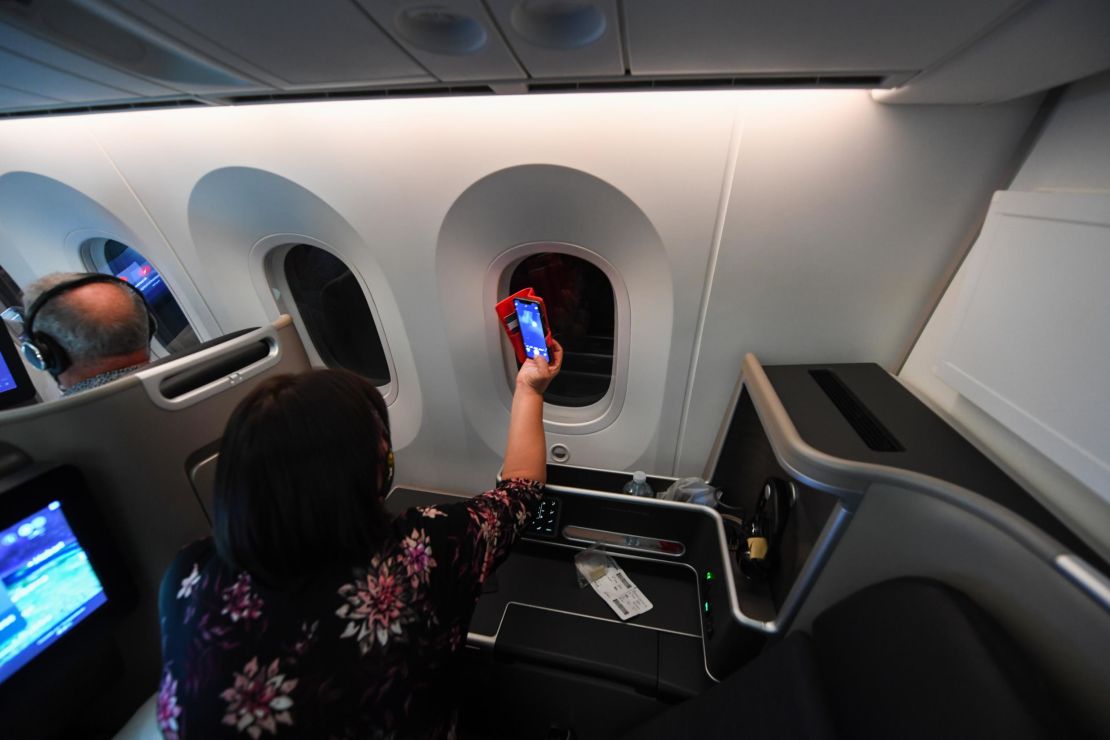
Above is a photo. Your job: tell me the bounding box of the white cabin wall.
[75,93,738,493]
[0,91,1039,495]
[675,92,1040,475]
[900,70,1110,561]
[1010,69,1110,192]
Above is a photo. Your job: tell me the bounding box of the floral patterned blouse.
[158,478,543,740]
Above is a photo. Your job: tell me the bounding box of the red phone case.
[495,288,552,364]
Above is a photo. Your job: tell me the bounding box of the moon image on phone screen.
[514,299,550,362]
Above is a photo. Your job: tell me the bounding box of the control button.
[525,495,561,538]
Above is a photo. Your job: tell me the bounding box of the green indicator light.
[705,571,714,581]
[704,601,710,613]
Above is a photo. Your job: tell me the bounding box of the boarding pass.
[574,548,653,621]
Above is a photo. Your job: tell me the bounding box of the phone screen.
[514,299,550,362]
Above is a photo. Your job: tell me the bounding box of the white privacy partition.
[937,191,1110,498]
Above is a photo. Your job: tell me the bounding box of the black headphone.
[20,274,157,376]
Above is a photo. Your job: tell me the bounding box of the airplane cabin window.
[283,244,391,386]
[81,239,199,354]
[509,253,614,407]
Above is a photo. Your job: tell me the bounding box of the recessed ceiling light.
[510,0,607,50]
[394,7,488,55]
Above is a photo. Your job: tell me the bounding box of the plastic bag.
[573,543,612,588]
[659,477,721,508]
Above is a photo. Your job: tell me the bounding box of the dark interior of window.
[102,240,198,353]
[283,245,391,386]
[509,253,614,407]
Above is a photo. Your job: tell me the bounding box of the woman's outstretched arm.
[501,340,563,484]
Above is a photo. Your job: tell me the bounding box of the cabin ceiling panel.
[0,83,62,109]
[876,0,1110,104]
[354,0,523,82]
[484,0,623,78]
[0,1,263,98]
[109,0,433,88]
[0,46,134,103]
[0,0,1106,114]
[0,21,181,100]
[624,0,1027,76]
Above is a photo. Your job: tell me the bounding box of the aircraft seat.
[0,316,312,736]
[620,577,1085,740]
[113,577,1081,739]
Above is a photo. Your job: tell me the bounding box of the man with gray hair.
[21,271,153,396]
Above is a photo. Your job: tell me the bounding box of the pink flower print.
[479,530,501,582]
[336,557,411,654]
[418,506,447,519]
[468,504,501,540]
[220,657,297,738]
[193,611,232,648]
[221,573,264,624]
[177,563,201,599]
[292,620,319,657]
[400,529,436,586]
[157,670,182,740]
[468,505,503,581]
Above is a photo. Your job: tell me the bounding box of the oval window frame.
[488,242,629,434]
[251,234,398,405]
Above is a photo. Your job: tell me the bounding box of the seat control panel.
[525,495,561,537]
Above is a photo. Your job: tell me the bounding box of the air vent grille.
[529,75,885,93]
[810,369,904,452]
[228,85,494,104]
[0,98,203,119]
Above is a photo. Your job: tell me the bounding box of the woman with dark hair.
[157,342,562,739]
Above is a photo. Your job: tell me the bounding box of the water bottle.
[622,470,654,498]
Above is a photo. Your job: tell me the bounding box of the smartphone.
[513,297,550,362]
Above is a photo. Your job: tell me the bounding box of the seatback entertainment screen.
[0,330,35,410]
[0,350,17,397]
[0,501,108,685]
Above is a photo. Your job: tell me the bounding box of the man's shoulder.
[61,362,147,396]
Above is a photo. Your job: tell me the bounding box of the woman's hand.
[515,340,563,396]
